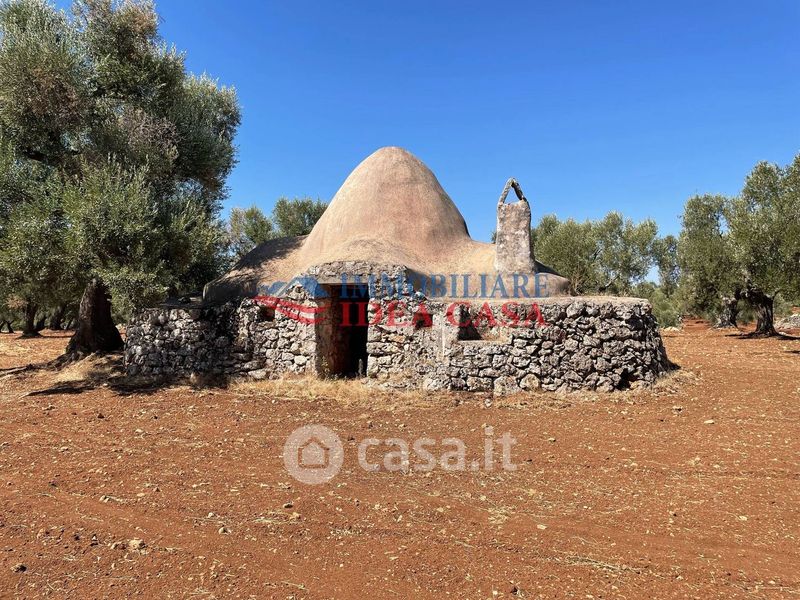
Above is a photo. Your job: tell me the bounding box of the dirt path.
[0,324,798,598]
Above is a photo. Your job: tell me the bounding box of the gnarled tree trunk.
[715,295,740,329]
[65,278,123,357]
[743,286,777,337]
[48,303,67,330]
[0,320,13,333]
[21,303,40,338]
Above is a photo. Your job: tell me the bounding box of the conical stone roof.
[204,146,569,302]
[296,146,471,267]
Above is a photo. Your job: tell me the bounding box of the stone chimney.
[494,178,535,273]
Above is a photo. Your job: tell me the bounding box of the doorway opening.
[319,285,369,377]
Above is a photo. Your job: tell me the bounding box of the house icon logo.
[283,424,344,484]
[298,436,329,468]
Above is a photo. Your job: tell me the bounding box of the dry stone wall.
[125,294,670,392]
[124,296,317,379]
[777,313,800,330]
[366,296,670,393]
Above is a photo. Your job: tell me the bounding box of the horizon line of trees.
[531,152,800,335]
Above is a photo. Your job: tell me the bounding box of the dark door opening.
[339,297,368,376]
[322,285,369,377]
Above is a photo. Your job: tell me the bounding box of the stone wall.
[125,291,671,393]
[777,313,800,330]
[124,293,317,379]
[365,296,670,393]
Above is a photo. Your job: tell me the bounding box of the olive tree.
[226,197,328,261]
[726,157,800,335]
[531,212,658,296]
[0,0,240,356]
[0,180,68,335]
[677,195,741,327]
[272,196,327,237]
[228,205,274,260]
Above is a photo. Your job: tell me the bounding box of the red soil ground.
[0,322,798,599]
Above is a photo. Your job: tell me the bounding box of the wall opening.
[453,304,510,343]
[317,285,369,377]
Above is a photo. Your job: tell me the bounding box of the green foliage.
[675,154,800,331]
[531,215,599,294]
[272,196,327,237]
[773,294,796,320]
[60,161,228,316]
[0,0,241,323]
[74,0,180,108]
[62,163,165,314]
[0,0,91,167]
[531,212,676,328]
[0,176,70,309]
[726,158,800,299]
[632,281,681,328]
[652,234,678,296]
[170,75,240,206]
[228,205,274,260]
[676,194,738,317]
[160,194,229,294]
[532,211,658,295]
[226,197,328,261]
[0,139,36,231]
[594,212,658,295]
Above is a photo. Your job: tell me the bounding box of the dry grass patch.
[230,375,465,410]
[0,337,33,359]
[53,353,123,383]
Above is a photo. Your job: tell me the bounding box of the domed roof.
[203,146,570,303]
[296,146,470,267]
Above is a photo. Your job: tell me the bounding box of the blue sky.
[66,1,800,242]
